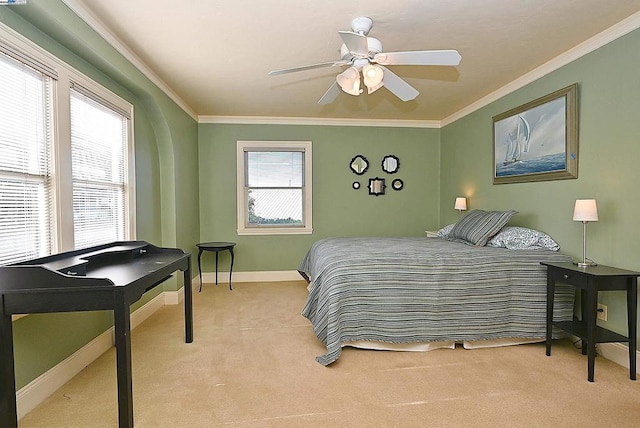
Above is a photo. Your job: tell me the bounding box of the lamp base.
[574,261,597,268]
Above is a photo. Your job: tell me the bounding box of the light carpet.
[19,280,640,427]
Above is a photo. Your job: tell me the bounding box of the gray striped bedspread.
[299,237,575,366]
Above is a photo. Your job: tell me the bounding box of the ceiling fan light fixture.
[336,66,362,96]
[363,64,384,93]
[366,81,384,94]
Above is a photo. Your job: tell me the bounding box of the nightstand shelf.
[553,320,629,343]
[542,261,640,382]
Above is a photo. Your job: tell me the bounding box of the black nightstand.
[542,262,639,382]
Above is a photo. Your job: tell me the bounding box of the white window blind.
[245,150,304,227]
[0,52,54,265]
[70,87,128,249]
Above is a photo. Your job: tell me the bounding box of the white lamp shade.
[363,64,384,93]
[573,199,598,222]
[454,197,467,211]
[336,67,362,96]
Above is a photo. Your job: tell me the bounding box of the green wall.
[440,28,640,347]
[1,1,199,389]
[198,124,440,271]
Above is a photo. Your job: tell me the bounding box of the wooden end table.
[542,261,639,382]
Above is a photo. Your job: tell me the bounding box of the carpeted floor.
[19,280,640,427]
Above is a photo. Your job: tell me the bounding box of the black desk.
[0,241,193,427]
[542,262,639,382]
[197,242,235,291]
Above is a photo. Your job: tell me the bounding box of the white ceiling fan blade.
[374,50,462,66]
[379,65,419,102]
[269,60,350,76]
[318,81,340,105]
[338,31,369,56]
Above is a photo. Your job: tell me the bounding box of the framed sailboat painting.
[493,83,578,184]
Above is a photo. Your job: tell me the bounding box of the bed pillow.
[486,226,560,251]
[436,223,455,238]
[446,209,518,246]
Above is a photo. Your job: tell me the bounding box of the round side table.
[197,242,236,291]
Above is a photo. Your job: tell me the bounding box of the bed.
[299,214,575,366]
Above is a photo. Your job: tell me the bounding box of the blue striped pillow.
[447,209,518,246]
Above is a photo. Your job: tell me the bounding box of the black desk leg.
[229,248,234,291]
[586,280,598,382]
[0,314,18,428]
[197,249,204,292]
[113,297,134,427]
[545,277,555,356]
[184,261,194,344]
[628,279,637,380]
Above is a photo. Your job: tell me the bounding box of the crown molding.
[441,10,640,127]
[198,115,441,128]
[61,0,198,121]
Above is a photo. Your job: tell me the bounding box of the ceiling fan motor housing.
[340,37,382,61]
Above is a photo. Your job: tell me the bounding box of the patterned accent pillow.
[486,226,560,251]
[436,223,455,237]
[446,209,518,246]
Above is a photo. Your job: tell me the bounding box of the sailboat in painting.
[504,115,531,165]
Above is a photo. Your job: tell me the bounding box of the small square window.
[237,141,312,235]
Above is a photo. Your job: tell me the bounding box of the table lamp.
[573,199,598,267]
[454,197,467,218]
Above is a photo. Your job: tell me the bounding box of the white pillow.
[486,226,560,251]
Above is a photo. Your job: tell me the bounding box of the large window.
[237,141,312,235]
[0,50,54,265]
[0,26,134,265]
[70,86,130,249]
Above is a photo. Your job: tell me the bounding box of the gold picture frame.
[493,83,578,184]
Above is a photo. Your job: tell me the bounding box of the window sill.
[237,227,313,236]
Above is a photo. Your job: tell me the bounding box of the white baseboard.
[16,288,181,420]
[201,270,303,284]
[598,342,640,375]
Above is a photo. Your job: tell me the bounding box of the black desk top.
[87,251,186,286]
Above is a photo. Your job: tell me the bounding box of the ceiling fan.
[268,16,462,104]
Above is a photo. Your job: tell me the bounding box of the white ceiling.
[65,0,640,125]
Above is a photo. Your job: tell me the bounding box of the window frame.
[0,23,135,257]
[236,141,312,236]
